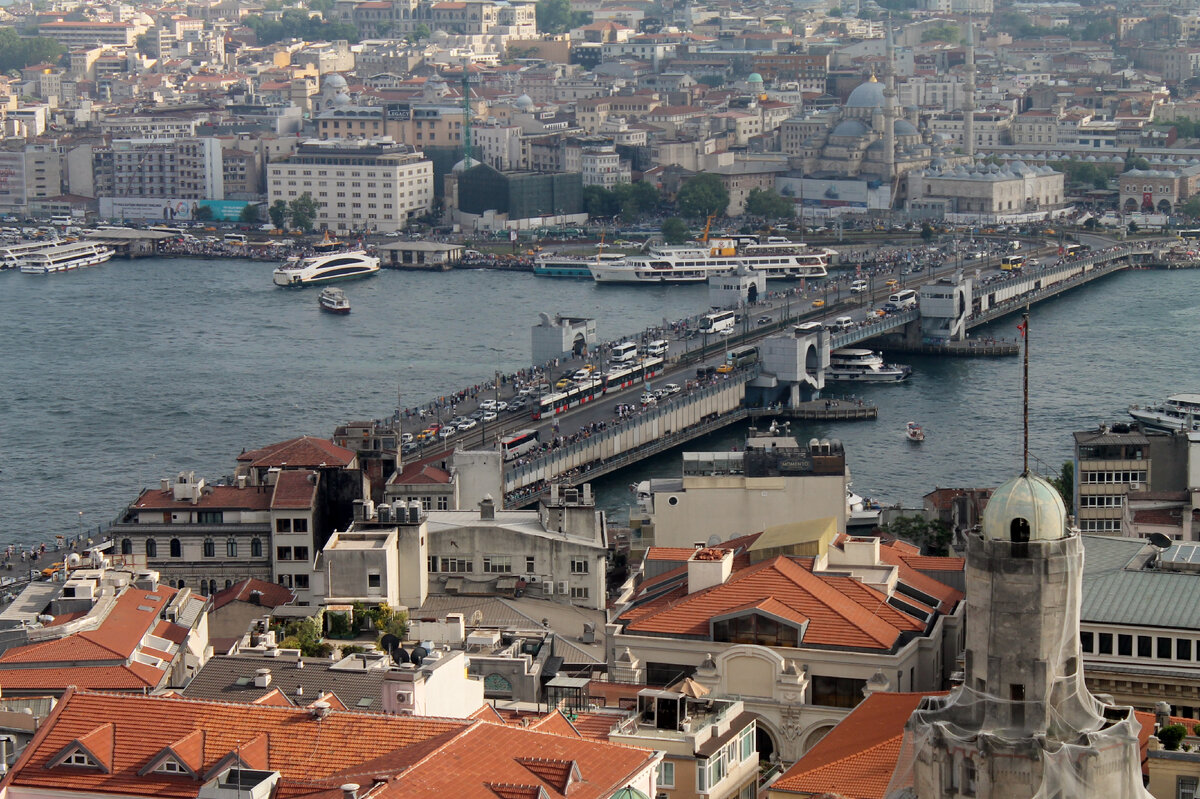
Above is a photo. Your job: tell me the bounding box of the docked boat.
[906,421,925,442]
[1128,393,1200,432]
[312,231,346,254]
[318,287,351,314]
[19,241,113,274]
[2,239,65,269]
[273,250,380,287]
[589,238,834,284]
[847,485,883,529]
[534,250,628,278]
[826,348,911,382]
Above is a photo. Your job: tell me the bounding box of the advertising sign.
[100,197,258,221]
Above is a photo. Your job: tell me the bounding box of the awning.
[495,577,519,591]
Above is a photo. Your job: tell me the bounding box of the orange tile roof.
[771,692,941,798]
[271,469,319,509]
[211,578,295,611]
[237,435,356,468]
[644,547,697,561]
[132,484,273,511]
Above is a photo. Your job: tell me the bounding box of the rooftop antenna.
[1020,307,1030,476]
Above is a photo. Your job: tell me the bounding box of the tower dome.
[515,93,535,110]
[747,72,763,84]
[846,75,886,109]
[981,473,1067,543]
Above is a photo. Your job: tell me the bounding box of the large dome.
[831,119,870,138]
[981,473,1067,543]
[323,73,347,90]
[846,76,885,109]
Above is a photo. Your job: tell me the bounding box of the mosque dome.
[452,156,482,173]
[747,72,764,84]
[515,93,535,110]
[831,119,870,138]
[332,93,351,107]
[894,119,918,136]
[323,73,348,90]
[846,75,886,109]
[981,473,1067,543]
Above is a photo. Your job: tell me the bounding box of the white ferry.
[588,238,832,284]
[1,239,62,269]
[1128,393,1200,432]
[273,250,380,287]
[19,242,114,274]
[534,250,627,278]
[826,348,911,382]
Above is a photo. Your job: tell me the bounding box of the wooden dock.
[748,399,877,422]
[887,340,1019,357]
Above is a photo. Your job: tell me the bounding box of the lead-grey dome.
[831,119,870,138]
[323,73,348,89]
[894,119,918,136]
[846,76,885,108]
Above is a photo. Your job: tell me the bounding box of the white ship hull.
[273,250,380,287]
[1129,394,1200,432]
[19,244,114,274]
[589,240,831,284]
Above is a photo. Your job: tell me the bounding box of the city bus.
[699,310,736,335]
[499,429,540,461]
[1063,243,1089,258]
[1179,229,1200,240]
[1000,254,1025,271]
[726,346,759,368]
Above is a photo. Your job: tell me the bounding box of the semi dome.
[981,473,1067,543]
[831,119,870,138]
[323,73,348,90]
[846,75,885,108]
[894,119,918,136]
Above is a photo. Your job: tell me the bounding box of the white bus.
[699,310,736,335]
[223,233,248,245]
[645,339,669,358]
[499,429,540,461]
[885,289,918,312]
[610,341,639,363]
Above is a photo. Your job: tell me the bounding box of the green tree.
[536,0,589,34]
[239,203,260,223]
[413,22,432,40]
[920,222,934,242]
[1159,724,1188,751]
[243,10,361,46]
[676,173,729,219]
[920,23,959,43]
[0,29,65,72]
[288,193,319,232]
[583,185,619,219]
[192,204,215,222]
[278,617,333,657]
[1183,196,1200,218]
[744,187,793,220]
[268,199,290,229]
[661,216,689,244]
[883,515,953,556]
[612,181,661,222]
[135,33,155,58]
[1049,461,1074,507]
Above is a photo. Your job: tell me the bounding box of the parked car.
[400,432,414,444]
[757,315,772,324]
[438,427,455,439]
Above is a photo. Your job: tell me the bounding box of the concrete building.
[267,137,433,233]
[38,20,139,48]
[382,648,484,717]
[532,313,597,364]
[907,160,1065,221]
[93,137,225,202]
[580,141,629,188]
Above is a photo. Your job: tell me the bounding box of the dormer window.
[155,758,187,774]
[64,752,97,768]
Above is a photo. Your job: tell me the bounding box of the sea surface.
[0,258,1196,544]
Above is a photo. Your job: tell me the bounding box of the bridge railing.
[503,373,752,491]
[830,307,919,349]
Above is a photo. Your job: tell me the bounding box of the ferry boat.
[826,348,911,382]
[318,287,351,314]
[1128,393,1200,432]
[1,238,62,269]
[588,238,833,284]
[273,250,380,287]
[19,242,114,274]
[534,250,628,278]
[906,421,925,442]
[312,231,346,254]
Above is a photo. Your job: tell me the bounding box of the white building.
[267,137,433,233]
[580,141,628,188]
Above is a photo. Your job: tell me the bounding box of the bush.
[1158,724,1188,750]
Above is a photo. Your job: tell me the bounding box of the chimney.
[310,700,332,720]
[687,548,734,594]
[160,478,170,492]
[341,784,360,799]
[254,668,272,688]
[237,474,247,489]
[479,495,496,521]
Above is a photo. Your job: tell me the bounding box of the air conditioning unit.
[558,580,569,596]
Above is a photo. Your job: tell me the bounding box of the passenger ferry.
[318,287,351,314]
[273,250,380,287]
[588,238,833,284]
[1128,393,1200,432]
[19,242,114,274]
[534,250,628,278]
[1,239,62,269]
[826,348,911,382]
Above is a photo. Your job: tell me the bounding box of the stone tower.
[883,20,897,188]
[962,17,976,159]
[890,473,1153,799]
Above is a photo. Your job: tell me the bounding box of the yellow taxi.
[555,377,573,390]
[884,279,899,289]
[716,363,734,374]
[811,299,825,308]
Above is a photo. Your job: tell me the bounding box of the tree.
[536,0,589,34]
[413,22,431,40]
[277,617,332,657]
[676,173,729,219]
[920,222,934,242]
[612,181,660,222]
[268,199,289,229]
[661,217,689,244]
[1158,724,1188,751]
[744,187,793,220]
[239,203,260,223]
[883,515,953,556]
[288,193,319,232]
[583,185,619,219]
[920,23,959,43]
[243,10,361,46]
[0,29,66,72]
[135,33,155,58]
[192,204,215,222]
[1049,461,1074,507]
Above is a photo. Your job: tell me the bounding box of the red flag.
[1017,321,1027,337]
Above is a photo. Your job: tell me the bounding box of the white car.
[850,280,869,294]
[438,427,455,439]
[663,383,682,395]
[457,419,478,431]
[481,410,498,422]
[495,400,509,411]
[478,399,498,411]
[400,432,414,444]
[640,393,657,406]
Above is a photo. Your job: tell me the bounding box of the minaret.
[883,19,896,186]
[963,15,976,159]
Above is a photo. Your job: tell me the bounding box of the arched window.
[226,538,238,558]
[146,539,158,558]
[120,539,132,555]
[251,538,262,558]
[224,579,232,589]
[202,539,215,558]
[170,538,182,558]
[207,579,217,595]
[1010,518,1031,544]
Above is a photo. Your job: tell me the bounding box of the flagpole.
[1022,308,1030,476]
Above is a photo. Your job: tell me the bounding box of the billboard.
[99,197,259,222]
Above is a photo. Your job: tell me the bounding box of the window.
[964,760,977,796]
[294,518,308,533]
[293,546,308,561]
[436,496,448,510]
[1139,635,1153,658]
[656,761,675,788]
[526,556,536,573]
[1080,631,1093,652]
[1159,637,1173,659]
[295,574,309,589]
[483,556,511,574]
[226,538,238,558]
[442,558,473,573]
[170,538,181,558]
[63,751,96,767]
[146,539,157,557]
[570,586,589,599]
[121,538,132,555]
[202,538,215,558]
[1118,634,1132,657]
[276,518,291,533]
[1179,639,1193,661]
[197,511,223,524]
[277,546,292,561]
[1180,776,1199,799]
[368,573,381,588]
[251,538,262,557]
[811,675,867,708]
[571,558,590,574]
[1098,633,1113,655]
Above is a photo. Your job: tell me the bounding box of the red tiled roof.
[211,578,295,611]
[237,435,356,468]
[529,711,581,738]
[644,547,696,561]
[132,484,273,511]
[271,469,319,509]
[771,692,941,798]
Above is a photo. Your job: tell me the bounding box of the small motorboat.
[906,421,925,442]
[318,287,351,314]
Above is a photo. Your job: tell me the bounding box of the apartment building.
[38,20,139,48]
[267,137,433,233]
[92,137,224,201]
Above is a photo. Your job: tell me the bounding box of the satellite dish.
[470,609,484,627]
[410,646,428,664]
[706,534,721,547]
[394,647,409,664]
[1147,532,1173,550]
[380,634,400,658]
